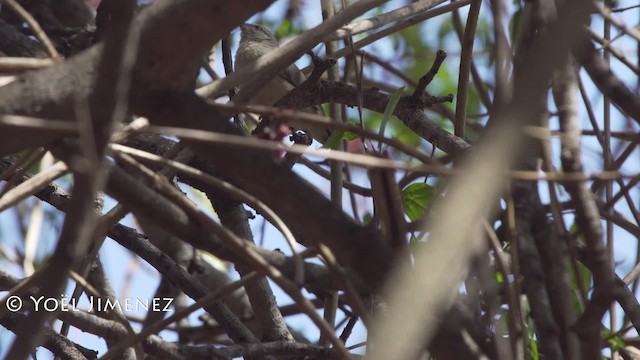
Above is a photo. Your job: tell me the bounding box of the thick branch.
[0,0,275,156]
[558,50,614,358]
[574,39,640,123]
[276,80,469,158]
[0,312,98,360]
[133,92,394,289]
[0,156,371,296]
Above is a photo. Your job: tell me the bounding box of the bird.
[234,23,331,144]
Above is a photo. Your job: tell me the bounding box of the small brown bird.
[235,23,331,143]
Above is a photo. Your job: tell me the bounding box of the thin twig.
[453,0,482,139]
[111,144,306,285]
[0,57,55,71]
[99,272,262,360]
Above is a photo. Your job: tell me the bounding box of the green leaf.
[323,131,344,149]
[377,86,405,152]
[572,261,591,293]
[323,118,365,148]
[362,111,382,130]
[529,338,539,360]
[566,255,590,316]
[524,312,539,360]
[393,119,421,148]
[342,131,358,141]
[274,19,293,39]
[602,327,625,351]
[399,26,426,56]
[436,117,454,133]
[362,212,373,225]
[402,183,435,222]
